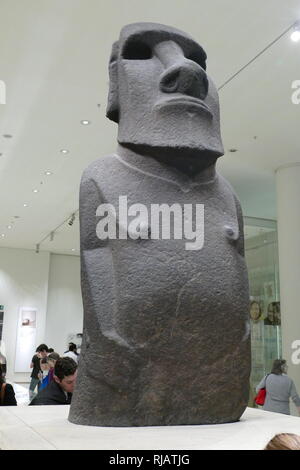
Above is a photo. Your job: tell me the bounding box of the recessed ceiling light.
[291,30,300,42]
[7,225,12,229]
[60,149,69,155]
[45,171,52,176]
[1,234,5,237]
[23,203,28,207]
[71,248,76,252]
[33,189,39,193]
[291,22,300,41]
[80,120,91,125]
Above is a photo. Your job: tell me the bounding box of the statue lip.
[154,96,213,117]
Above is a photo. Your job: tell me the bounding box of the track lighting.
[36,210,78,252]
[68,213,76,226]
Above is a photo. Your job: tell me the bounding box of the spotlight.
[291,30,300,42]
[35,244,40,254]
[68,213,76,226]
[291,21,300,42]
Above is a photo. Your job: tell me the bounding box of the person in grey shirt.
[256,359,300,415]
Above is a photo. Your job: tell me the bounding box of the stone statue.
[69,22,250,426]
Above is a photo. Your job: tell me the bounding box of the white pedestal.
[0,406,300,450]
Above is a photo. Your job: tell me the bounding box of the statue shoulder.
[216,172,236,195]
[81,154,116,184]
[216,172,243,211]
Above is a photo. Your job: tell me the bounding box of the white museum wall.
[0,248,82,384]
[0,247,50,383]
[45,254,82,357]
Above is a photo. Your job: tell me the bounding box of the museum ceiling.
[0,0,299,253]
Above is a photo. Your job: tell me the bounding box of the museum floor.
[1,399,300,450]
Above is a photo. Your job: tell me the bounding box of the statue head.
[107,22,224,166]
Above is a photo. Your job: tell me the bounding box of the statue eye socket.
[122,41,152,60]
[187,52,206,70]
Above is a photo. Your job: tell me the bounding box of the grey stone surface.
[69,22,251,426]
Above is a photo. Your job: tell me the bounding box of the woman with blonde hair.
[264,433,300,450]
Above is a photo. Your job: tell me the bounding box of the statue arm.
[218,174,245,257]
[233,193,245,257]
[79,168,132,349]
[79,169,106,252]
[79,169,115,332]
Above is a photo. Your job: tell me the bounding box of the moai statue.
[69,22,250,426]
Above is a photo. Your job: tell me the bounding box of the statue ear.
[106,42,119,123]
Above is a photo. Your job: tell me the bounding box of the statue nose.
[159,61,208,100]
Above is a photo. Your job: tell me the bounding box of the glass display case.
[244,217,281,406]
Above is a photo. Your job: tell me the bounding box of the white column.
[276,163,300,416]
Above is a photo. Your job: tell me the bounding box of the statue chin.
[119,141,222,175]
[117,112,224,167]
